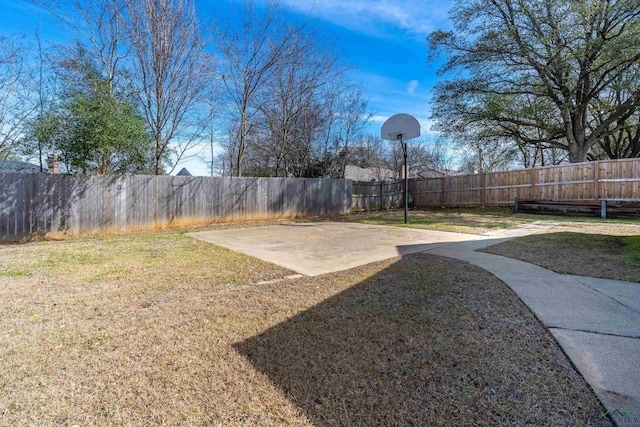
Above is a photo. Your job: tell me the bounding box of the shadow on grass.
[233,252,604,426]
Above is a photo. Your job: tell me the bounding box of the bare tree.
[126,0,209,174]
[416,137,455,175]
[20,29,60,172]
[458,138,519,174]
[213,2,371,178]
[0,36,35,160]
[383,136,454,178]
[214,1,301,177]
[317,84,371,177]
[32,0,130,95]
[258,26,347,177]
[347,135,394,180]
[205,84,219,176]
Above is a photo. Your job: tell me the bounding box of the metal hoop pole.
[403,138,408,224]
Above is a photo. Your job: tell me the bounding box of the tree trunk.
[566,111,591,163]
[236,119,246,177]
[155,137,164,175]
[568,142,589,163]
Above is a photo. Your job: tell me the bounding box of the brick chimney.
[47,154,59,174]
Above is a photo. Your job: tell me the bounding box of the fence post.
[601,199,607,219]
[514,197,519,213]
[440,177,446,208]
[530,167,536,199]
[594,161,601,199]
[481,172,486,208]
[380,181,384,211]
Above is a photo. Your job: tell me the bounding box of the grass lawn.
[482,223,640,283]
[342,208,533,234]
[0,225,606,425]
[344,207,640,234]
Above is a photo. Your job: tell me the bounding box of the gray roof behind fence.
[0,160,46,174]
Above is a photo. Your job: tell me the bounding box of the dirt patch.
[481,223,640,282]
[0,230,605,425]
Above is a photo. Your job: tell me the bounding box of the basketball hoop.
[381,114,421,224]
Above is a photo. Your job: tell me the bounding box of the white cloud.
[269,0,453,38]
[370,115,389,123]
[407,80,419,95]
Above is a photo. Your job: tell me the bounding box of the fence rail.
[0,174,351,242]
[411,158,640,208]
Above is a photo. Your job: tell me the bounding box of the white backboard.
[381,114,421,141]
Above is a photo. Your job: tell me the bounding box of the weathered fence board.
[0,174,351,242]
[352,181,403,211]
[408,159,640,209]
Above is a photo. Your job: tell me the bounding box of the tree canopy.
[43,57,154,174]
[428,0,640,163]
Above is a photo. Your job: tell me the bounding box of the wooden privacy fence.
[352,181,403,211]
[0,174,351,242]
[3,158,638,241]
[411,158,640,208]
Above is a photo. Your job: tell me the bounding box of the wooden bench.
[514,198,640,219]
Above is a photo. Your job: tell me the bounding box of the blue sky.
[258,0,455,131]
[0,0,455,175]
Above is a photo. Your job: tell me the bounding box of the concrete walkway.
[426,226,640,421]
[191,221,640,420]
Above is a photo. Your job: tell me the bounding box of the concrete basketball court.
[189,222,487,276]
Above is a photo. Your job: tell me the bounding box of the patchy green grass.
[343,208,534,234]
[482,223,640,282]
[0,225,605,425]
[344,207,640,234]
[0,268,27,277]
[626,235,640,265]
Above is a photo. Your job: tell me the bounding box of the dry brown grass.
[0,227,605,425]
[482,223,640,282]
[344,207,640,235]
